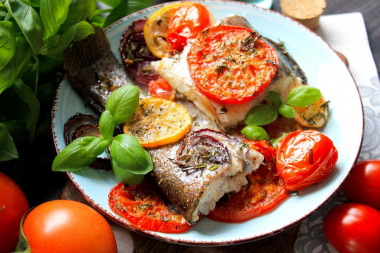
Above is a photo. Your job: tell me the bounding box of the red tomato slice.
[148,76,175,100]
[208,140,287,223]
[276,130,338,191]
[187,26,279,104]
[167,3,213,53]
[324,203,380,253]
[108,179,191,233]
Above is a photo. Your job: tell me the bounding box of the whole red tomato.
[324,203,380,253]
[0,172,29,253]
[276,130,338,191]
[22,200,117,253]
[342,160,380,210]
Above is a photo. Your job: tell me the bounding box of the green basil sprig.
[243,86,321,142]
[52,85,153,184]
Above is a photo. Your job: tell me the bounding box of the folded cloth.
[294,12,380,253]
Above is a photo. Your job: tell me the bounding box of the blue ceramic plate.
[52,0,363,245]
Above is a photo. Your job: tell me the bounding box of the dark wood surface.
[1,0,378,252]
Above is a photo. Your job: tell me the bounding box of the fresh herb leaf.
[52,136,110,172]
[0,123,18,161]
[13,79,40,141]
[60,0,96,32]
[103,0,152,28]
[0,21,16,70]
[4,0,43,54]
[245,104,278,126]
[99,110,114,141]
[0,36,33,93]
[105,85,139,125]
[39,21,94,55]
[268,90,282,107]
[278,104,295,118]
[241,125,270,141]
[40,0,72,39]
[286,86,321,107]
[110,134,153,183]
[270,132,288,147]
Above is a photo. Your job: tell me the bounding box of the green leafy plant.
[0,0,153,162]
[52,85,153,184]
[242,86,321,142]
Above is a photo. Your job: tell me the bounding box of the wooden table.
[1,0,378,252]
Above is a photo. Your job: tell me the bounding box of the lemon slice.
[123,97,192,148]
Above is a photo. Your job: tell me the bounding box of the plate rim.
[51,0,365,246]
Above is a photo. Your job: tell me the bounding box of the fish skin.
[63,25,263,224]
[63,26,135,115]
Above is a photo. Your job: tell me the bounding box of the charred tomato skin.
[342,160,380,210]
[276,130,338,191]
[324,203,380,253]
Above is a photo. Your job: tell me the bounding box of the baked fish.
[151,15,307,130]
[63,24,264,224]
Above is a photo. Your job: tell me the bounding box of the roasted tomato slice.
[148,76,175,100]
[276,130,338,191]
[208,140,287,223]
[167,3,213,53]
[109,179,191,233]
[187,26,279,104]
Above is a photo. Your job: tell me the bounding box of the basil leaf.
[103,0,153,27]
[268,90,282,107]
[0,36,33,93]
[286,86,321,107]
[40,0,72,39]
[241,125,269,141]
[19,0,40,7]
[105,85,139,125]
[98,0,120,8]
[99,110,114,141]
[270,132,288,147]
[110,134,153,183]
[13,79,40,141]
[4,0,43,54]
[52,136,109,172]
[60,0,96,32]
[0,123,18,161]
[278,104,295,118]
[39,21,94,55]
[0,21,16,70]
[245,105,278,126]
[90,14,105,28]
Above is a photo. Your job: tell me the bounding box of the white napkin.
[294,12,380,253]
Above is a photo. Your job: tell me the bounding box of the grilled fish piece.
[63,25,264,224]
[151,15,307,129]
[63,26,136,114]
[150,129,263,223]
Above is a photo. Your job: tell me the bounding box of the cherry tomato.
[148,76,175,100]
[187,25,279,104]
[324,203,380,253]
[167,3,213,53]
[342,160,380,210]
[276,130,338,191]
[109,179,191,233]
[0,172,29,253]
[22,200,117,253]
[208,140,287,222]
